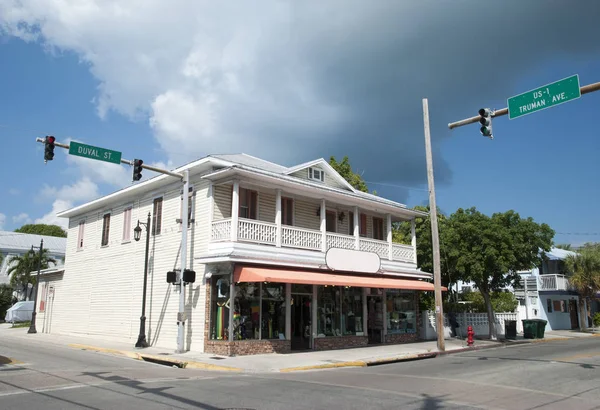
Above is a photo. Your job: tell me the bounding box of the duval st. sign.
[68,141,122,164]
[507,74,581,120]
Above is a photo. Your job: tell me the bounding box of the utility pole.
[422,98,445,352]
[28,239,43,334]
[176,169,190,353]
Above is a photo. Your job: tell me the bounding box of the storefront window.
[233,283,260,340]
[262,283,286,339]
[211,276,231,340]
[386,290,417,334]
[317,286,341,336]
[342,287,364,335]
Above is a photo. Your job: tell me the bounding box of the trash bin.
[522,319,536,339]
[534,319,547,338]
[505,320,517,339]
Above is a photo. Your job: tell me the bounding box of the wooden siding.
[289,167,350,191]
[50,180,209,352]
[258,191,276,223]
[213,185,232,219]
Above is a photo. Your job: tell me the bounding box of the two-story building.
[47,154,435,356]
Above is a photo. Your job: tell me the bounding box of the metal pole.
[422,98,445,352]
[524,276,530,320]
[34,138,184,179]
[28,239,43,334]
[135,212,151,348]
[176,169,190,353]
[448,81,600,129]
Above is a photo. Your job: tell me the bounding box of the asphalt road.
[1,334,599,409]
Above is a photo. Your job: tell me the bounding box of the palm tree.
[564,246,600,329]
[7,248,56,301]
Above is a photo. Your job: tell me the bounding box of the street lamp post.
[28,239,43,334]
[134,212,151,348]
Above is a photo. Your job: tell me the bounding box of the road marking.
[553,351,600,362]
[0,375,220,397]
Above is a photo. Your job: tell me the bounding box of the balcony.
[210,218,416,264]
[539,274,572,291]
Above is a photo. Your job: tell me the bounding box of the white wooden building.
[41,154,436,355]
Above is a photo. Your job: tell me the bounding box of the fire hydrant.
[467,325,475,347]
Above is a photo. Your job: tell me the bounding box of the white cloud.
[35,199,73,228]
[0,213,5,230]
[8,188,20,196]
[12,213,32,224]
[36,178,100,228]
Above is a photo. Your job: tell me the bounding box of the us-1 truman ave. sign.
[68,141,122,164]
[508,74,581,120]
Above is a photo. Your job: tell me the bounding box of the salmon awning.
[234,265,441,291]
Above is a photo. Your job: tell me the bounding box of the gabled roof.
[284,158,356,192]
[0,231,67,255]
[210,154,288,174]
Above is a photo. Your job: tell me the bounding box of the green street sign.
[508,74,581,120]
[68,141,122,164]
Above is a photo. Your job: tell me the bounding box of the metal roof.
[0,231,67,255]
[209,154,289,174]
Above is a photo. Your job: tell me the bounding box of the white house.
[39,153,438,356]
[0,231,66,299]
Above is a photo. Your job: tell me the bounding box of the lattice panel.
[392,244,415,262]
[238,219,277,244]
[359,238,388,259]
[282,226,321,250]
[326,233,356,250]
[211,220,231,241]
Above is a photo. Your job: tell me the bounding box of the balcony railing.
[539,274,571,291]
[210,218,416,264]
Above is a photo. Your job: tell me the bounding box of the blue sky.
[1,2,599,247]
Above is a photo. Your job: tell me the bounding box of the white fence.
[421,310,522,340]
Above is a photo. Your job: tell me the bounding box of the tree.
[7,248,56,301]
[15,224,67,238]
[329,156,369,193]
[0,284,13,320]
[444,208,554,339]
[564,243,600,329]
[556,243,572,250]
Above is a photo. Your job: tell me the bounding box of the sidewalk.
[1,324,596,373]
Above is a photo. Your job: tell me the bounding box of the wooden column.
[320,199,327,252]
[387,214,393,261]
[231,180,239,242]
[275,189,282,248]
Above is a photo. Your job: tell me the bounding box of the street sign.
[68,141,122,164]
[508,74,581,120]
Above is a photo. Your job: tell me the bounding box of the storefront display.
[317,285,364,337]
[261,283,285,339]
[386,290,417,334]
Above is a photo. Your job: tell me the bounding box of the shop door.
[367,295,383,344]
[291,294,312,350]
[569,300,579,329]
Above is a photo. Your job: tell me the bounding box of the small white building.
[0,231,66,299]
[39,153,438,355]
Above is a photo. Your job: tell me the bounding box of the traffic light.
[182,269,196,284]
[167,271,177,284]
[478,108,493,139]
[44,136,55,161]
[132,159,143,181]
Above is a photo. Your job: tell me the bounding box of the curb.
[68,344,242,372]
[280,360,368,373]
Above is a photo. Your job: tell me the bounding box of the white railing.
[326,233,356,251]
[539,274,570,291]
[359,238,388,259]
[211,219,232,241]
[282,226,322,250]
[238,219,277,245]
[210,219,417,263]
[392,243,415,263]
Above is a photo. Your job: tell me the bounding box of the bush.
[594,312,600,327]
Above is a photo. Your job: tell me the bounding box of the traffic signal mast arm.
[448,80,600,130]
[35,137,184,180]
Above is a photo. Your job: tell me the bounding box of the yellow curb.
[183,361,243,372]
[0,356,23,365]
[530,337,570,343]
[365,354,425,365]
[280,361,367,372]
[68,344,140,360]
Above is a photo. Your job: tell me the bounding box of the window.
[326,210,336,232]
[386,290,417,334]
[349,212,354,235]
[77,221,85,250]
[360,214,367,237]
[308,167,325,182]
[101,213,110,247]
[209,280,287,341]
[122,207,132,242]
[553,300,562,312]
[152,197,163,235]
[342,287,364,335]
[180,187,194,228]
[39,282,47,313]
[373,217,384,240]
[239,188,257,219]
[282,197,294,226]
[317,286,341,336]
